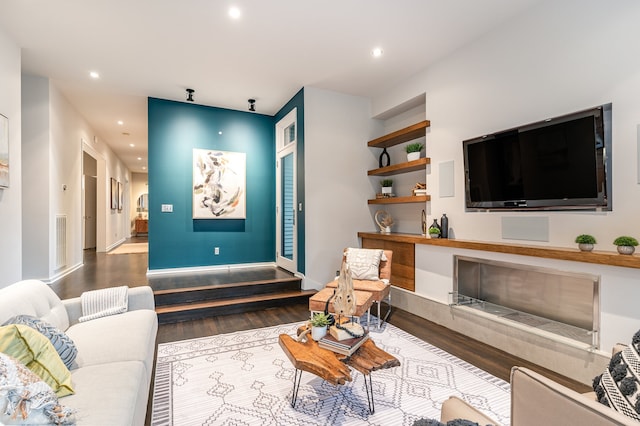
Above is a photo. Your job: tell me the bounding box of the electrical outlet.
[214,247,220,255]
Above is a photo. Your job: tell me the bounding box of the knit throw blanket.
[79,286,129,322]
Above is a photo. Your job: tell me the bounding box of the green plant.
[613,236,639,246]
[405,142,424,153]
[428,226,441,235]
[380,179,393,187]
[310,312,331,327]
[575,234,596,244]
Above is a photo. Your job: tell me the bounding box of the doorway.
[275,109,297,272]
[82,152,97,251]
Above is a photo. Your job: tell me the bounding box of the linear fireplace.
[452,256,600,349]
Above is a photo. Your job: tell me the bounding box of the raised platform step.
[156,289,316,324]
[149,266,315,324]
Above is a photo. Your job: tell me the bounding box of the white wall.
[0,28,21,287]
[371,0,640,381]
[303,87,382,289]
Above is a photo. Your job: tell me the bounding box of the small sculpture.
[333,263,356,317]
[374,210,394,233]
[421,209,427,235]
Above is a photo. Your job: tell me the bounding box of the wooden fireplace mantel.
[358,232,640,270]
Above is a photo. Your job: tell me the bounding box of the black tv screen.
[463,104,611,211]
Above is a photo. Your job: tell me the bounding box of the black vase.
[440,214,448,239]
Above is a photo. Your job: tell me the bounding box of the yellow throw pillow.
[0,324,74,397]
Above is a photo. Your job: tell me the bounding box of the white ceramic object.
[578,243,594,252]
[617,245,635,255]
[381,186,392,194]
[311,326,327,341]
[407,152,420,161]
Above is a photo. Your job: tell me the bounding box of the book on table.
[318,332,369,356]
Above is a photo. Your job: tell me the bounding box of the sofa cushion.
[0,324,74,397]
[3,315,77,369]
[0,280,69,332]
[345,248,385,280]
[593,329,640,421]
[0,352,75,425]
[64,309,158,374]
[63,361,147,426]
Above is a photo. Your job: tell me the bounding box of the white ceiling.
[0,0,542,173]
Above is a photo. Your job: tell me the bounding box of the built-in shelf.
[368,157,430,176]
[367,120,430,148]
[357,232,640,270]
[367,195,430,205]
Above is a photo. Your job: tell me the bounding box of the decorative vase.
[617,245,635,255]
[381,186,392,194]
[379,148,390,168]
[407,152,420,162]
[311,326,327,341]
[578,243,594,252]
[440,213,449,239]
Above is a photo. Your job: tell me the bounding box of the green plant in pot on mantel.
[613,236,638,255]
[309,312,331,341]
[575,234,597,252]
[405,143,424,162]
[428,226,441,239]
[380,179,394,195]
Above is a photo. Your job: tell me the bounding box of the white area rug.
[108,243,148,254]
[151,322,511,426]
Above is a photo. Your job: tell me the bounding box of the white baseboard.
[147,262,278,276]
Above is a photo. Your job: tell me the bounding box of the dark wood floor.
[53,238,590,400]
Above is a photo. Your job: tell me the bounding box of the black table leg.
[291,368,303,408]
[363,373,375,414]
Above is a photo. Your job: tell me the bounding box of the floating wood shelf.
[367,120,430,148]
[368,157,430,176]
[357,232,640,269]
[367,195,430,205]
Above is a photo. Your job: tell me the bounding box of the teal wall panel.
[148,98,275,270]
[274,89,305,273]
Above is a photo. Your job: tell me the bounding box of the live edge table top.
[278,326,400,386]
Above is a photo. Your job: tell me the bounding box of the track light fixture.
[186,88,195,102]
[248,99,256,112]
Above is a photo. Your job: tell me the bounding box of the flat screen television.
[463,104,612,211]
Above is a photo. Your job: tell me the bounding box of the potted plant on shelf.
[380,179,394,195]
[405,143,424,162]
[613,236,638,255]
[575,234,596,252]
[309,312,331,341]
[428,226,441,239]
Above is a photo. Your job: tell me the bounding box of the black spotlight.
[186,88,195,102]
[248,99,256,112]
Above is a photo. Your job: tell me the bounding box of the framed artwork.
[0,114,8,188]
[117,181,123,211]
[193,148,246,219]
[110,178,117,210]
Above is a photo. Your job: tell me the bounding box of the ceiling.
[0,0,542,173]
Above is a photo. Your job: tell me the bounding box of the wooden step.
[156,289,316,324]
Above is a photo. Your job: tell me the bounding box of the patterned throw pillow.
[593,330,640,421]
[345,248,386,280]
[3,315,77,369]
[0,352,75,425]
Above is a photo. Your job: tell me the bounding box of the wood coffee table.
[278,325,400,413]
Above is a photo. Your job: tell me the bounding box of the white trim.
[147,261,277,276]
[43,262,84,284]
[106,237,127,253]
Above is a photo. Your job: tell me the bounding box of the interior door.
[83,175,97,249]
[276,110,297,272]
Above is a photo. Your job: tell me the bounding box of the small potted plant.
[380,179,393,195]
[574,234,596,252]
[405,143,424,162]
[613,236,638,255]
[428,226,441,239]
[309,312,331,341]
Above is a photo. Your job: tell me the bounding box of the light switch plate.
[161,204,173,213]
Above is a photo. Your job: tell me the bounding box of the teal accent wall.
[274,89,305,273]
[148,98,275,270]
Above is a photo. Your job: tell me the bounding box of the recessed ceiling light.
[142,166,147,170]
[129,143,135,148]
[89,71,100,79]
[137,157,142,161]
[117,120,124,125]
[371,47,384,58]
[229,6,241,19]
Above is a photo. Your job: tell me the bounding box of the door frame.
[275,109,297,272]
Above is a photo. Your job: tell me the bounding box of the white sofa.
[0,280,158,425]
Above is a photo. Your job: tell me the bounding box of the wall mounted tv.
[463,104,612,211]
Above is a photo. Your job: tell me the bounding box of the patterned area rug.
[151,321,511,426]
[107,243,148,254]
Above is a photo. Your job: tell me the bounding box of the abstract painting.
[110,178,117,210]
[193,149,246,219]
[117,181,123,211]
[0,114,8,188]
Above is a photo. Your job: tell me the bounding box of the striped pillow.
[3,315,77,369]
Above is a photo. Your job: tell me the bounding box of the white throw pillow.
[345,248,386,281]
